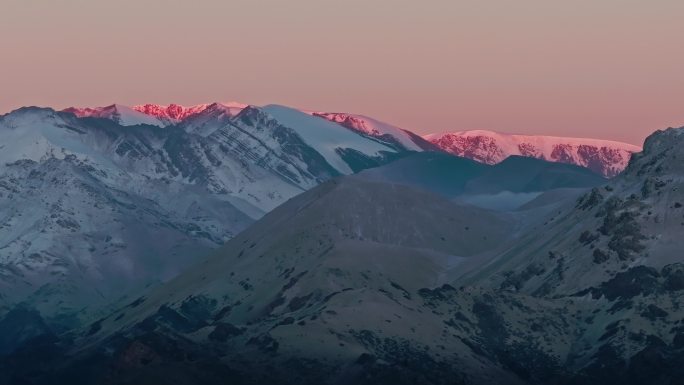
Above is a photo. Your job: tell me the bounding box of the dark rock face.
[575,264,684,302]
[576,266,660,301]
[208,323,244,342]
[574,335,684,385]
[663,264,684,291]
[0,306,54,355]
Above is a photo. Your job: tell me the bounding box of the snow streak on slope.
[311,112,424,151]
[261,105,397,174]
[425,130,641,177]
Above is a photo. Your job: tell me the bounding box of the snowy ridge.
[0,104,402,319]
[311,112,423,151]
[62,102,641,176]
[425,130,641,177]
[61,102,643,177]
[261,105,396,174]
[63,102,248,127]
[133,102,247,125]
[62,104,167,127]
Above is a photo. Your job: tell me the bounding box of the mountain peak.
[623,126,684,178]
[132,103,211,121]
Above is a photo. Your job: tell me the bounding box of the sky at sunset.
[2,0,684,145]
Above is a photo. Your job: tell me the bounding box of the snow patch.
[261,105,397,174]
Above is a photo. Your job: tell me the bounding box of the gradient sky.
[2,0,684,145]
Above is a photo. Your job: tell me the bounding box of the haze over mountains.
[2,100,681,385]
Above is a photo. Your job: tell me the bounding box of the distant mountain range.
[425,130,640,177]
[62,102,640,177]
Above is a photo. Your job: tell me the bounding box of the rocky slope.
[425,130,641,177]
[0,178,527,385]
[311,112,437,152]
[454,125,684,294]
[448,125,684,383]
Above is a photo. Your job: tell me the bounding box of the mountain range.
[63,103,640,177]
[0,102,619,323]
[1,101,679,385]
[0,104,407,323]
[426,130,640,178]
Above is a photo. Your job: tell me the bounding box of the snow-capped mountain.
[65,103,640,178]
[311,112,436,152]
[306,113,639,178]
[62,104,168,127]
[133,102,248,125]
[425,130,641,177]
[64,102,249,128]
[0,104,401,323]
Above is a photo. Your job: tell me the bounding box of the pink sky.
[2,0,683,145]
